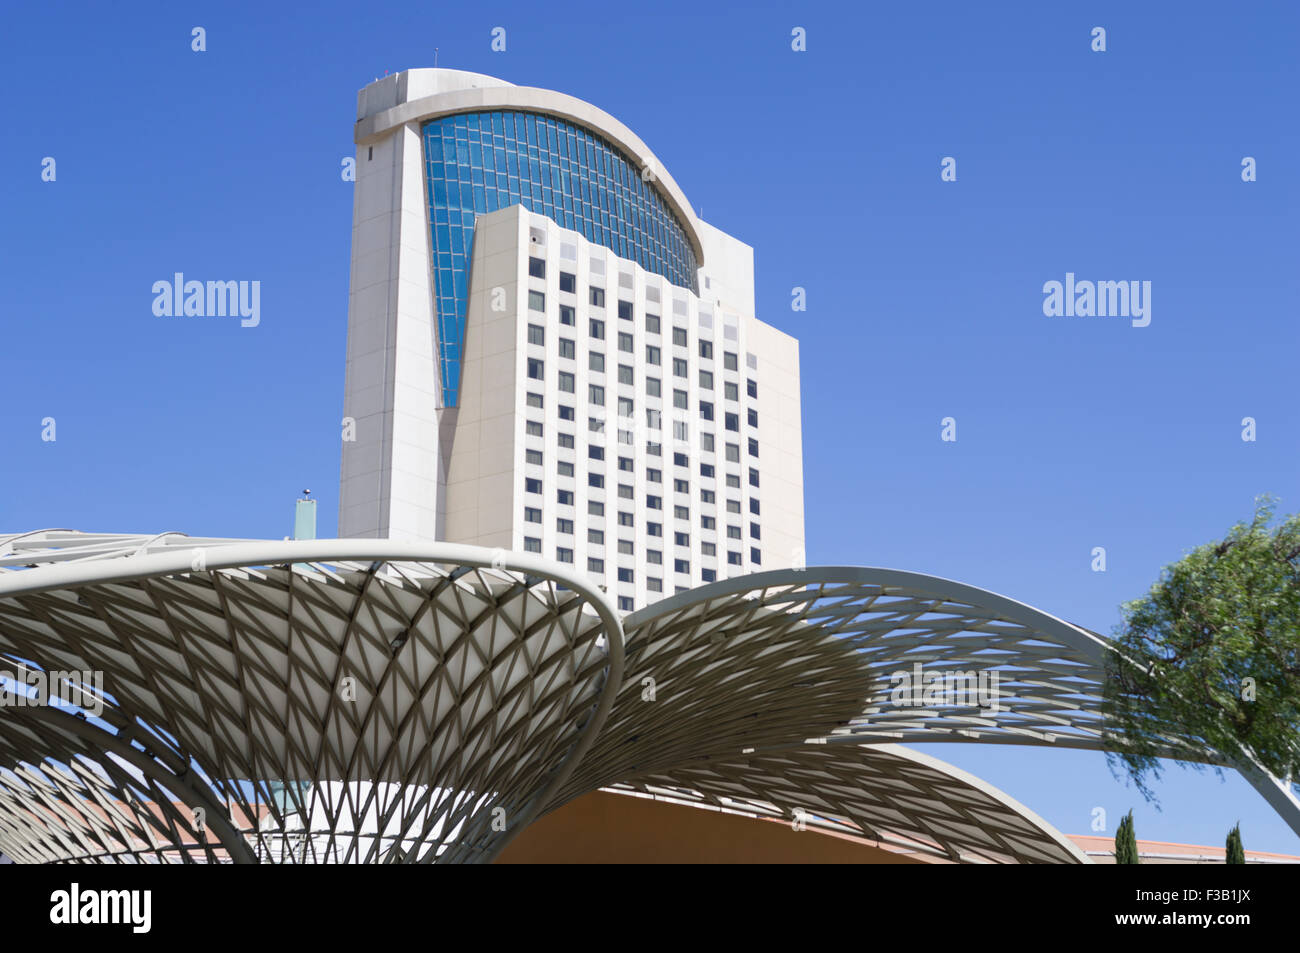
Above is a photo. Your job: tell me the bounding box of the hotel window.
[674,479,689,493]
[726,474,741,489]
[647,441,662,457]
[557,518,574,535]
[589,473,604,488]
[525,421,543,437]
[588,557,604,572]
[700,401,714,422]
[724,352,738,371]
[589,445,604,460]
[588,500,604,517]
[646,377,661,397]
[673,358,688,378]
[673,389,688,410]
[702,541,716,555]
[672,327,688,347]
[750,522,761,539]
[750,547,762,565]
[673,452,688,467]
[617,568,634,583]
[618,540,635,555]
[726,443,740,462]
[589,384,605,404]
[559,338,575,359]
[618,484,634,500]
[526,392,543,408]
[699,341,713,360]
[701,433,714,452]
[725,413,739,432]
[674,506,689,521]
[725,381,738,401]
[750,498,761,515]
[701,516,716,530]
[557,547,573,563]
[618,332,634,353]
[674,559,690,575]
[559,304,575,326]
[558,432,575,448]
[527,359,544,380]
[646,314,660,334]
[589,416,605,434]
[618,456,634,472]
[559,405,575,421]
[748,409,758,427]
[558,371,575,393]
[700,463,715,478]
[590,287,605,308]
[702,569,716,583]
[618,511,634,527]
[527,324,545,346]
[647,467,662,483]
[673,420,688,442]
[728,551,742,566]
[557,489,574,505]
[524,537,541,553]
[747,379,758,398]
[588,528,604,545]
[647,495,662,510]
[647,521,662,537]
[525,449,543,466]
[618,596,634,612]
[618,301,633,321]
[726,500,741,515]
[524,506,541,523]
[646,345,661,365]
[528,257,546,279]
[528,290,545,312]
[647,577,663,592]
[700,489,715,504]
[559,271,576,293]
[647,550,663,565]
[749,467,760,488]
[618,364,634,385]
[557,461,574,477]
[748,438,759,458]
[646,408,661,429]
[590,352,605,373]
[699,370,713,390]
[728,526,742,540]
[590,318,605,339]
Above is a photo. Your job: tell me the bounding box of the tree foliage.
[1225,823,1245,864]
[1102,497,1300,799]
[1115,810,1139,864]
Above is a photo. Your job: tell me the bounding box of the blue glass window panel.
[423,110,698,406]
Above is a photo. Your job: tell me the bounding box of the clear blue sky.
[2,0,1297,852]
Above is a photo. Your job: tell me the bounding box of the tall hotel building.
[340,69,803,611]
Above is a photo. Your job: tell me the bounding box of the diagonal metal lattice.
[0,533,622,863]
[1,533,1295,863]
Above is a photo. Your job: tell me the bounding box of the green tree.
[1115,809,1139,864]
[1102,497,1300,799]
[1225,823,1245,864]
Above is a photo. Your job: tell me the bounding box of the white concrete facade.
[339,68,804,609]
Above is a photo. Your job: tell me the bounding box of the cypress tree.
[1115,809,1139,864]
[1226,823,1245,864]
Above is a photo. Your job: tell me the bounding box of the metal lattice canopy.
[0,531,1295,863]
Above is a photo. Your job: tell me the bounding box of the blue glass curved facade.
[423,110,699,405]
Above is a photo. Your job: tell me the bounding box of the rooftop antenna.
[434,47,439,68]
